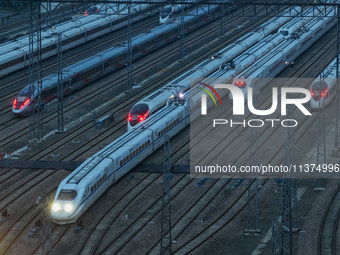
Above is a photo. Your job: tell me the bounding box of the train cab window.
[311,81,328,99]
[161,6,172,19]
[57,189,77,201]
[280,30,289,36]
[128,103,149,127]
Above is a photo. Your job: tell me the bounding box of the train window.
[133,151,135,156]
[148,140,150,145]
[120,160,122,166]
[129,103,149,127]
[97,180,100,186]
[57,189,77,201]
[91,187,93,192]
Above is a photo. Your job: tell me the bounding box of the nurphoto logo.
[200,84,312,128]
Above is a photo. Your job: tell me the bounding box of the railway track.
[1,2,330,254]
[41,21,340,255]
[0,3,84,40]
[107,21,340,254]
[0,10,266,254]
[0,15,159,109]
[318,183,340,255]
[0,11,262,153]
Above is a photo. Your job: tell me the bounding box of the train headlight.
[64,203,74,213]
[52,202,61,212]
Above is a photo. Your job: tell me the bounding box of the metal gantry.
[245,91,260,234]
[57,33,64,132]
[281,178,292,255]
[220,0,226,36]
[315,70,327,190]
[272,220,282,255]
[179,6,185,61]
[336,5,340,153]
[29,0,44,142]
[126,3,133,92]
[160,135,172,255]
[41,193,52,255]
[245,123,260,234]
[280,104,296,255]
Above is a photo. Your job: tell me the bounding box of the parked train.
[51,95,189,224]
[0,3,153,78]
[310,55,339,109]
[12,5,219,116]
[50,6,311,224]
[230,7,336,101]
[277,6,317,37]
[127,6,302,130]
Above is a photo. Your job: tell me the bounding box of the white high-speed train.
[51,95,189,224]
[127,6,303,130]
[12,5,218,116]
[230,7,336,101]
[0,3,152,78]
[310,55,339,109]
[51,6,330,224]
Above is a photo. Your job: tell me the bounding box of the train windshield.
[18,86,32,98]
[13,87,32,110]
[161,7,172,18]
[57,189,77,201]
[128,103,149,126]
[311,81,328,99]
[86,6,98,15]
[280,30,289,36]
